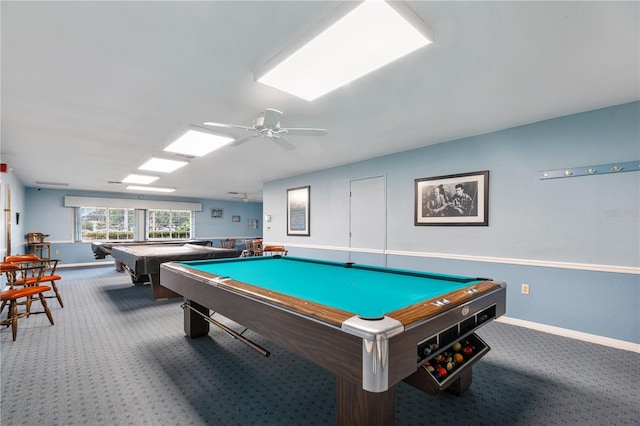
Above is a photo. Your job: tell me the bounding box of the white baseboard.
[496,316,640,353]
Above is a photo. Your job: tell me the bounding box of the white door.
[349,176,386,266]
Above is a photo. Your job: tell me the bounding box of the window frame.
[77,206,136,242]
[146,209,193,240]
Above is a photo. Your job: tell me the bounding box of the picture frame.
[248,219,259,229]
[287,186,310,236]
[415,170,489,226]
[232,215,241,222]
[211,208,223,218]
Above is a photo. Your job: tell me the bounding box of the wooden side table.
[28,242,51,259]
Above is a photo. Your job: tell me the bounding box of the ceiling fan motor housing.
[253,114,280,131]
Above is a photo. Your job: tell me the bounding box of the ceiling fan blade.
[282,127,327,136]
[272,137,296,151]
[263,108,283,129]
[230,135,258,147]
[203,122,254,131]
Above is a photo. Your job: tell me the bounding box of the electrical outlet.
[521,283,530,295]
[55,249,60,255]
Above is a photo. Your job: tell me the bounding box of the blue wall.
[263,102,640,344]
[17,188,263,264]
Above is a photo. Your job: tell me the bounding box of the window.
[69,197,201,243]
[147,209,192,239]
[80,207,135,241]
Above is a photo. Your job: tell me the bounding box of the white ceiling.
[2,1,638,201]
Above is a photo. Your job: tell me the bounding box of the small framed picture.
[287,186,310,236]
[415,170,489,226]
[248,219,259,229]
[212,208,223,218]
[232,215,241,222]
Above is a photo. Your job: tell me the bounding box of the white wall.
[0,168,26,257]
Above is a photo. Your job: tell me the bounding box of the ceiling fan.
[228,192,250,202]
[228,192,261,203]
[203,108,327,151]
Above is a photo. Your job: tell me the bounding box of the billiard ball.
[452,342,462,352]
[454,353,464,363]
[462,345,473,356]
[437,367,448,378]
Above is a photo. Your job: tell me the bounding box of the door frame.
[348,175,387,266]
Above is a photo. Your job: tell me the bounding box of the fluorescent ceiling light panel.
[122,174,159,185]
[34,181,69,186]
[256,0,432,101]
[126,185,175,193]
[164,126,234,157]
[138,157,188,173]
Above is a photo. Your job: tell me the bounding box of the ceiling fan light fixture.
[122,174,159,184]
[256,0,432,101]
[164,126,234,157]
[126,185,175,193]
[138,157,188,173]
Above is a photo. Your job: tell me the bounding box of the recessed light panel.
[164,127,234,157]
[122,174,159,184]
[257,0,432,101]
[126,185,175,193]
[138,157,188,173]
[34,181,69,186]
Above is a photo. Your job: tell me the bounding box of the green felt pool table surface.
[179,256,482,319]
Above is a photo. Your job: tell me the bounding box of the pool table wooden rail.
[389,280,503,326]
[162,262,502,328]
[163,262,356,326]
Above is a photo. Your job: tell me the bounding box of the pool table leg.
[403,365,474,396]
[335,376,395,426]
[149,273,182,299]
[184,300,210,338]
[445,367,473,396]
[131,274,149,285]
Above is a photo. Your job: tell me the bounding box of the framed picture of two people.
[415,170,489,226]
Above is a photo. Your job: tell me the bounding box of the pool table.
[160,256,506,425]
[112,244,241,299]
[91,239,211,260]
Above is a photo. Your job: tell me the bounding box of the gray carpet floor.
[1,266,638,425]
